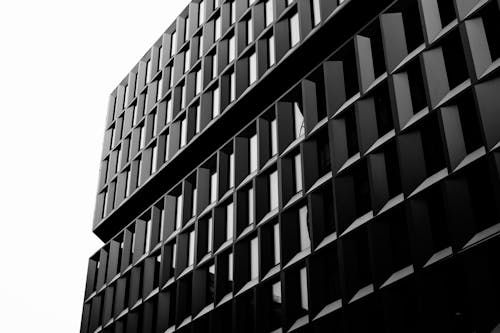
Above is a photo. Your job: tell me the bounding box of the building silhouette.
[81,0,500,332]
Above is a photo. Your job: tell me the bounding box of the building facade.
[81,0,500,332]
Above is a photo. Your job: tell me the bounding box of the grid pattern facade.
[82,0,500,332]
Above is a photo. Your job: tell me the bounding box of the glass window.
[265,0,274,26]
[210,170,218,204]
[298,205,310,251]
[268,35,276,67]
[249,52,257,85]
[180,117,188,148]
[195,69,202,95]
[207,216,214,252]
[229,35,236,62]
[247,18,254,44]
[124,85,129,107]
[300,267,308,311]
[199,0,206,25]
[249,134,258,173]
[157,78,163,101]
[248,187,255,225]
[269,170,279,210]
[171,31,177,57]
[195,104,201,133]
[140,124,146,149]
[270,117,278,156]
[164,132,170,162]
[172,242,177,271]
[192,187,197,217]
[215,16,222,41]
[212,52,218,79]
[250,237,259,280]
[290,13,300,47]
[229,152,235,188]
[198,33,204,58]
[145,219,152,252]
[146,59,152,83]
[230,71,236,102]
[169,65,175,87]
[152,144,158,173]
[212,87,220,118]
[166,97,173,123]
[181,83,187,109]
[126,168,132,197]
[158,46,163,69]
[176,194,183,230]
[159,205,165,240]
[312,0,321,26]
[293,102,304,138]
[230,1,236,24]
[226,202,234,240]
[184,48,191,73]
[228,252,234,283]
[273,222,280,265]
[184,17,190,42]
[188,230,195,266]
[293,153,302,192]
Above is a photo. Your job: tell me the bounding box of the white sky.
[0,1,190,331]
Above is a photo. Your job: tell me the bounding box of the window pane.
[145,219,152,252]
[273,222,280,265]
[210,171,218,203]
[212,53,218,79]
[249,134,258,173]
[181,83,187,109]
[249,52,257,85]
[265,0,274,26]
[159,206,165,240]
[229,153,235,188]
[176,194,183,230]
[226,202,234,240]
[188,230,195,266]
[299,205,310,251]
[228,252,234,282]
[157,79,163,101]
[300,267,308,311]
[152,144,158,173]
[231,1,236,24]
[312,0,321,26]
[185,49,191,73]
[294,153,302,192]
[199,0,205,25]
[293,102,305,138]
[272,281,281,304]
[213,87,220,118]
[195,104,201,133]
[195,70,202,95]
[247,19,254,44]
[269,170,279,210]
[248,187,255,225]
[270,118,278,156]
[250,237,259,280]
[230,71,236,102]
[208,216,213,252]
[268,35,276,67]
[215,17,222,40]
[171,32,177,57]
[229,36,236,62]
[290,13,300,47]
[192,187,197,217]
[180,118,187,148]
[146,59,152,83]
[166,98,173,123]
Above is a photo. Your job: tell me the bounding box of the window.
[171,31,177,57]
[166,97,173,123]
[229,35,236,62]
[195,104,201,133]
[125,168,132,197]
[248,187,255,225]
[265,0,274,26]
[268,35,276,67]
[181,83,187,109]
[210,170,218,204]
[169,65,175,88]
[270,117,278,156]
[230,71,236,102]
[250,237,259,280]
[230,1,236,24]
[159,205,165,240]
[145,219,152,252]
[164,132,170,162]
[215,16,222,41]
[311,0,321,26]
[228,252,234,283]
[249,52,257,85]
[212,52,218,79]
[293,153,302,193]
[124,85,129,107]
[180,117,188,148]
[184,48,191,73]
[298,205,310,251]
[249,134,258,173]
[195,70,202,95]
[184,17,190,42]
[199,0,206,26]
[290,13,300,47]
[229,152,235,188]
[212,87,220,118]
[146,59,152,83]
[191,187,197,217]
[249,0,257,6]
[226,202,234,240]
[158,46,163,69]
[188,230,195,266]
[157,78,163,101]
[176,194,183,230]
[300,267,308,311]
[269,170,279,210]
[207,216,214,252]
[151,143,158,173]
[273,222,280,265]
[293,102,305,138]
[140,124,146,149]
[247,18,254,44]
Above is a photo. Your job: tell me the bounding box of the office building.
[81,0,500,332]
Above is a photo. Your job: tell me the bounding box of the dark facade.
[81,0,500,332]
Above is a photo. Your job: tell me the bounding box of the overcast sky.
[0,1,190,331]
